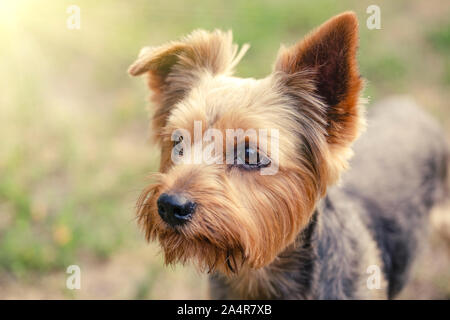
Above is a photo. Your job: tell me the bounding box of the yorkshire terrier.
[128,12,448,299]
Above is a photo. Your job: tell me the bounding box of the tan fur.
[128,30,249,145]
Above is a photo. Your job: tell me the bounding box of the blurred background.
[0,0,449,299]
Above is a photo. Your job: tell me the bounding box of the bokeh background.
[0,0,449,299]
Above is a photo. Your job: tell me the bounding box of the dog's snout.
[157,193,196,226]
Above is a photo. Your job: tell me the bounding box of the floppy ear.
[128,30,249,142]
[274,12,363,148]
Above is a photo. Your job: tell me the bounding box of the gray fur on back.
[338,96,448,297]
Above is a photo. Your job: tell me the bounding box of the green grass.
[428,23,450,84]
[428,23,450,53]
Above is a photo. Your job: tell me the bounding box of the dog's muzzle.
[157,193,196,227]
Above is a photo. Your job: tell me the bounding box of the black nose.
[157,193,196,226]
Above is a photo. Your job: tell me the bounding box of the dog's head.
[129,12,364,274]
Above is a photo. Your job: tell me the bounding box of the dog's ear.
[129,30,249,140]
[274,12,363,149]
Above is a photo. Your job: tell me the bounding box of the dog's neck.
[210,193,388,300]
[209,207,320,299]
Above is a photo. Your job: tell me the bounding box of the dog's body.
[210,97,448,299]
[129,12,448,299]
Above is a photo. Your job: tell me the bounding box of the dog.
[128,12,448,299]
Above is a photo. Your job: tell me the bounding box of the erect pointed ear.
[274,12,363,148]
[128,30,249,140]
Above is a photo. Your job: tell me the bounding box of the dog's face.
[129,12,364,274]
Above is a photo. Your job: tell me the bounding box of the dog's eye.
[173,136,184,156]
[173,135,183,145]
[235,145,271,169]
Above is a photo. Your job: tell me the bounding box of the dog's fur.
[129,12,448,299]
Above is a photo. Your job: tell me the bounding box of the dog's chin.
[155,226,247,275]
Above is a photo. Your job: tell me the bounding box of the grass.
[428,23,450,84]
[0,0,449,298]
